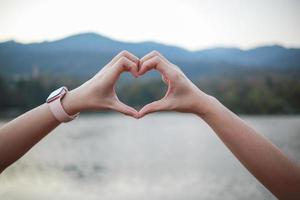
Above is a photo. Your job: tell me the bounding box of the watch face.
[46,87,67,103]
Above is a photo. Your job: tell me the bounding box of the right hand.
[138,51,214,118]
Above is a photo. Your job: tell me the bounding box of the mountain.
[0,32,299,79]
[194,45,300,68]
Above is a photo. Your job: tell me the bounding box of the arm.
[202,96,300,199]
[138,51,300,199]
[0,51,139,173]
[0,104,59,173]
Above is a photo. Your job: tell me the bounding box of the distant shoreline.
[1,109,300,121]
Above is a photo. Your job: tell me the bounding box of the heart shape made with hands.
[116,70,168,111]
[113,51,173,118]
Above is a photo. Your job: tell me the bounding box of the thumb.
[138,99,170,118]
[111,100,139,119]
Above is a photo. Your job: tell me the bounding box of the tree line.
[0,70,299,117]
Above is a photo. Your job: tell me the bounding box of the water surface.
[1,114,300,200]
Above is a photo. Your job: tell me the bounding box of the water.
[1,114,300,200]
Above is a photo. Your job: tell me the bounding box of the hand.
[137,51,214,118]
[62,51,140,118]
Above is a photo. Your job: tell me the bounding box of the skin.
[0,50,299,199]
[0,51,139,173]
[138,51,300,199]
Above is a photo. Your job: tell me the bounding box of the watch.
[46,86,79,122]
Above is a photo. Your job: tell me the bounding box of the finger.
[161,74,168,84]
[112,100,139,118]
[113,56,139,78]
[138,99,170,118]
[139,50,170,67]
[107,50,139,67]
[138,55,170,78]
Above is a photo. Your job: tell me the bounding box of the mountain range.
[0,32,299,79]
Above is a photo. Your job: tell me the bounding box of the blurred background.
[0,0,299,199]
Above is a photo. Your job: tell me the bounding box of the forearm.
[200,96,300,199]
[0,89,82,173]
[0,52,140,173]
[0,104,60,172]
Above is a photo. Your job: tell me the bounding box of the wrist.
[194,94,220,118]
[61,87,86,115]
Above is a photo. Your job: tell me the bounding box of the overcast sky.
[0,0,299,50]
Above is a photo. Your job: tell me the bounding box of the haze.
[0,0,299,50]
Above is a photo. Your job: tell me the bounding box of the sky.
[0,0,299,50]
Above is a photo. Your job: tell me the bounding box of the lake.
[1,114,300,200]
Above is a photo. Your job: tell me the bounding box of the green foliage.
[116,79,167,109]
[197,70,300,114]
[0,70,299,117]
[0,75,82,117]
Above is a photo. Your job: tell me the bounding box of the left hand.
[62,51,140,118]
